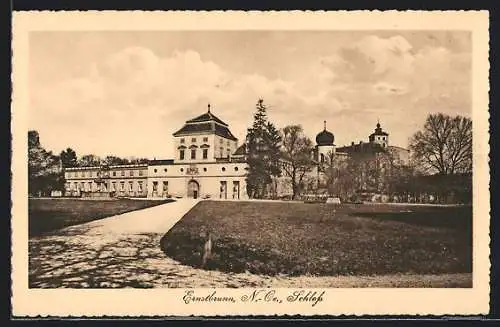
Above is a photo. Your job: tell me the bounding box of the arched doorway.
[187,180,200,199]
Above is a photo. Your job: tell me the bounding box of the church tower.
[368,120,389,148]
[315,121,335,163]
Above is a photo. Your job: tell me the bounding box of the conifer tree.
[245,99,282,198]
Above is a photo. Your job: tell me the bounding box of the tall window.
[138,182,143,192]
[129,181,133,192]
[111,182,116,191]
[130,170,134,177]
[121,170,125,176]
[220,147,223,157]
[139,170,143,176]
[203,149,208,159]
[163,181,168,192]
[321,153,325,163]
[232,181,240,199]
[152,181,158,192]
[191,149,196,159]
[220,181,227,199]
[227,148,231,157]
[180,149,185,160]
[120,182,125,191]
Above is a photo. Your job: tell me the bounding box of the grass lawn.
[29,198,174,237]
[160,201,472,277]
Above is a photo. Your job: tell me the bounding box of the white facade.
[317,145,335,163]
[147,162,247,199]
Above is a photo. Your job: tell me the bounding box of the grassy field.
[29,198,173,237]
[160,201,472,277]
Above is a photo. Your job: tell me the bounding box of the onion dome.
[316,120,334,146]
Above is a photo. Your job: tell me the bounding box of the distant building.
[64,105,409,200]
[336,121,410,165]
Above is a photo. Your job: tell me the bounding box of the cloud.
[29,34,471,158]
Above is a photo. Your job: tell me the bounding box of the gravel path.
[29,200,472,288]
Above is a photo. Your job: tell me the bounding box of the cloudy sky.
[28,31,471,159]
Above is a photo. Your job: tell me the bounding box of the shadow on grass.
[29,233,164,288]
[352,206,472,230]
[160,201,473,278]
[29,198,174,237]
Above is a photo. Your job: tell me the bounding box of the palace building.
[64,105,248,200]
[64,104,409,200]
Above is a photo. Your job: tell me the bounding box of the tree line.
[245,100,472,204]
[28,100,472,204]
[28,130,149,196]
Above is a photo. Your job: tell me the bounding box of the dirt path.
[29,200,472,288]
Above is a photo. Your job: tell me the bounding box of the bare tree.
[409,113,472,175]
[280,125,315,200]
[78,154,102,167]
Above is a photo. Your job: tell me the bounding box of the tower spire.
[324,120,327,131]
[208,103,211,113]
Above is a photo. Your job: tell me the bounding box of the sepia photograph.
[11,11,490,316]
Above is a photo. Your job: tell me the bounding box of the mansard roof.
[186,111,228,126]
[148,159,174,166]
[336,141,386,154]
[173,104,237,141]
[173,122,238,141]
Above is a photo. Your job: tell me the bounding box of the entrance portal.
[187,180,200,199]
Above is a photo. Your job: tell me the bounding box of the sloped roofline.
[186,112,228,126]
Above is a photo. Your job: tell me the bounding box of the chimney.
[351,142,355,146]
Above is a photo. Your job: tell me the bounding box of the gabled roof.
[233,143,246,156]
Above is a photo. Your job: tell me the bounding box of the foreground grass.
[161,201,471,277]
[29,198,173,237]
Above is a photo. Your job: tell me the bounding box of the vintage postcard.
[11,11,490,317]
